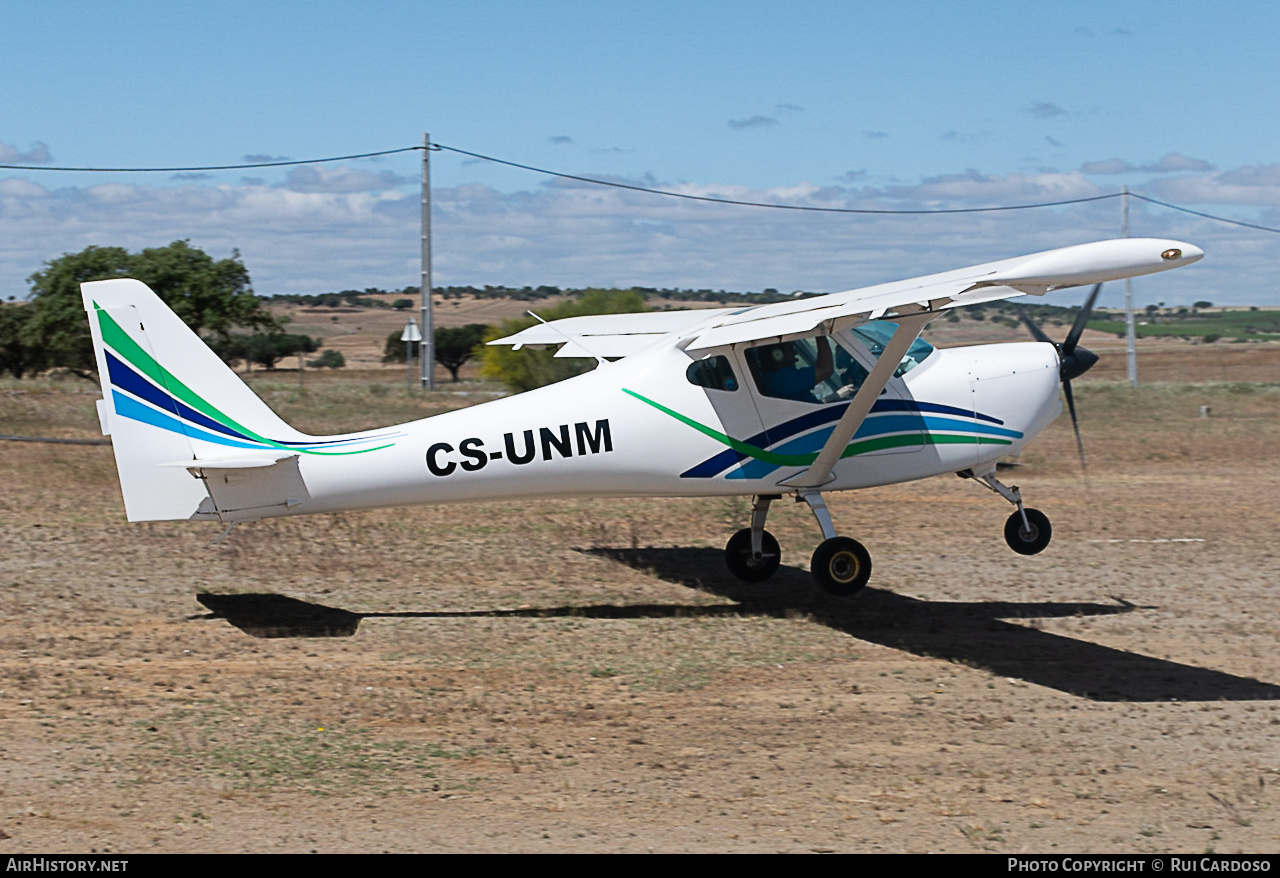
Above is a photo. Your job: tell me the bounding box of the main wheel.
[724,528,781,582]
[810,537,872,597]
[1004,507,1052,555]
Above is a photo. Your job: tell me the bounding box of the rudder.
[82,278,310,522]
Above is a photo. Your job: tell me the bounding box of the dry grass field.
[2,324,1279,852]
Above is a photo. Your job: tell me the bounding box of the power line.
[432,143,1122,215]
[0,146,420,172]
[3,139,1278,233]
[1126,192,1280,235]
[438,143,1280,232]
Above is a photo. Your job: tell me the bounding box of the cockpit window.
[745,336,870,404]
[686,355,739,392]
[846,320,934,377]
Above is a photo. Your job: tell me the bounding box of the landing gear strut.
[802,492,872,596]
[721,491,874,596]
[960,468,1053,555]
[724,495,781,582]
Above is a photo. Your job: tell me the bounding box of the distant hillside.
[269,284,803,308]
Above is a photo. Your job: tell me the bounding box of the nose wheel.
[961,468,1054,556]
[1004,507,1052,555]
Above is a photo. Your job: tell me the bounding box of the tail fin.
[82,279,311,522]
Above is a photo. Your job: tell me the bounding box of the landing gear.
[725,528,781,582]
[961,467,1054,556]
[724,495,782,582]
[801,492,873,596]
[721,491,875,596]
[810,536,872,596]
[1004,507,1051,555]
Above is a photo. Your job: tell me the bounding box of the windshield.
[846,320,934,377]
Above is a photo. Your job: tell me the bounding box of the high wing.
[488,238,1203,356]
[488,237,1202,492]
[684,237,1202,350]
[489,308,736,359]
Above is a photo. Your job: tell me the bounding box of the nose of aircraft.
[1060,344,1099,382]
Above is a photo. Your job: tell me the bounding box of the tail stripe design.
[96,303,399,456]
[111,391,270,451]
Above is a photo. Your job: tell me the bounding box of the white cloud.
[0,165,1266,305]
[883,170,1099,203]
[1147,164,1280,205]
[280,164,415,193]
[1082,153,1214,175]
[0,178,49,198]
[0,141,52,165]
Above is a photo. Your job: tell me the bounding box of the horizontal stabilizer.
[190,454,310,521]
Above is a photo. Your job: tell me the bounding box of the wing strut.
[781,310,933,490]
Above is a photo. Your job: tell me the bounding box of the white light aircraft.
[81,238,1201,596]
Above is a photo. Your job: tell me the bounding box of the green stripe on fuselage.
[622,388,1010,471]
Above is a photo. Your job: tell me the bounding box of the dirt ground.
[2,351,1279,852]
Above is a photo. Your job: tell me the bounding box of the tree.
[25,241,277,377]
[383,323,491,382]
[214,332,319,370]
[435,324,489,382]
[481,289,647,392]
[307,349,346,369]
[0,303,46,378]
[382,330,409,364]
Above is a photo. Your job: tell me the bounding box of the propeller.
[1017,283,1102,482]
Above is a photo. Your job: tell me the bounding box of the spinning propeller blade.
[1016,283,1103,483]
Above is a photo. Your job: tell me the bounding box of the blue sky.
[3,0,1278,305]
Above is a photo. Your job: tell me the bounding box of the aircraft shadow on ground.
[195,546,1280,703]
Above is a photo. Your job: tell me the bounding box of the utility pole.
[419,132,435,389]
[1122,185,1138,386]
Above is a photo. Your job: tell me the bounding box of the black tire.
[1004,507,1052,555]
[810,537,872,597]
[724,528,781,582]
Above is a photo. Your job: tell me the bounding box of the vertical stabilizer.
[82,278,310,521]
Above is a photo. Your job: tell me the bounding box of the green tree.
[307,349,346,369]
[0,303,46,378]
[383,323,491,382]
[435,324,489,382]
[383,330,409,364]
[481,289,646,392]
[25,241,277,377]
[214,332,319,370]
